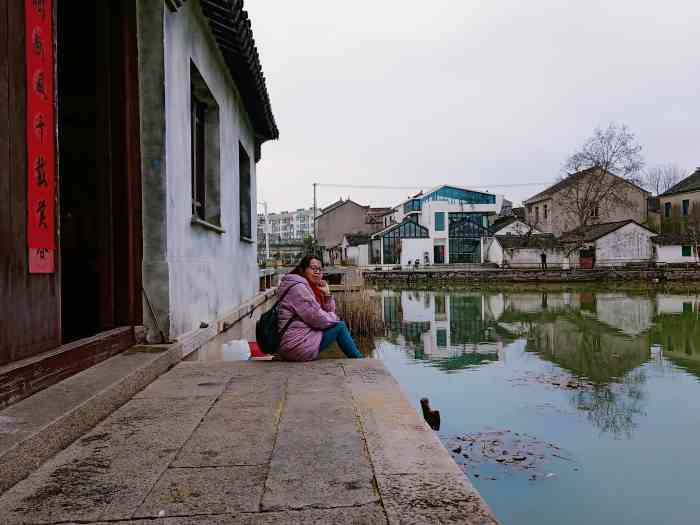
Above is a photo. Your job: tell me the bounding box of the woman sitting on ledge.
[277,255,362,361]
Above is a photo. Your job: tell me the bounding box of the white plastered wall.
[594,223,655,266]
[163,3,258,337]
[401,239,432,266]
[655,245,698,264]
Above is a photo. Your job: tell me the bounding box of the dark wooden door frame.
[97,0,143,330]
[57,0,143,334]
[0,0,143,408]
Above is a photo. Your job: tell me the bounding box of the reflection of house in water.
[378,291,503,370]
[492,291,653,383]
[377,289,700,382]
[586,294,655,336]
[651,295,700,378]
[525,316,651,383]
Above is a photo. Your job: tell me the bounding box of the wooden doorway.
[57,0,142,343]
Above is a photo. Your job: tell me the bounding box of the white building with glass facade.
[370,185,505,265]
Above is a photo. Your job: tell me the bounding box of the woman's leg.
[319,321,362,358]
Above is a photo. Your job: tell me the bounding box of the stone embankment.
[364,267,700,286]
[0,359,499,524]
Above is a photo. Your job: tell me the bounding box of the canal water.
[373,288,700,525]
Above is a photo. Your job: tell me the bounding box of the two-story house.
[659,167,700,230]
[523,168,650,237]
[370,185,505,265]
[315,199,388,262]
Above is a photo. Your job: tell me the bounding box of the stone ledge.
[0,342,182,495]
[342,359,499,524]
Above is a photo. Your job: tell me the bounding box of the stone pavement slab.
[135,465,267,517]
[85,502,387,524]
[172,404,280,468]
[0,345,180,494]
[376,473,499,525]
[344,359,463,475]
[261,363,378,511]
[0,358,498,524]
[0,397,214,524]
[343,359,499,525]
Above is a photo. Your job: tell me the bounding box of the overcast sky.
[245,0,700,213]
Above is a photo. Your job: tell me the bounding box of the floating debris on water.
[508,371,595,391]
[446,429,579,481]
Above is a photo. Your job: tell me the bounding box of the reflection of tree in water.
[524,313,651,384]
[509,301,651,438]
[650,307,700,379]
[570,369,647,439]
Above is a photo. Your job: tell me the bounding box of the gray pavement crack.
[123,391,222,520]
[345,367,391,524]
[259,376,289,513]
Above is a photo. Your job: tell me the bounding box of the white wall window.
[190,62,221,227]
[239,143,252,241]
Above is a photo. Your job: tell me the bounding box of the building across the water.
[370,185,506,265]
[257,207,315,243]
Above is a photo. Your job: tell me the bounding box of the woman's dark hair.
[290,254,322,276]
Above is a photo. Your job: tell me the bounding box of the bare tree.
[642,164,686,196]
[559,123,645,229]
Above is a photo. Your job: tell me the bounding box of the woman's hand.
[318,279,331,297]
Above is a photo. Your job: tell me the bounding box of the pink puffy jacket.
[276,273,338,361]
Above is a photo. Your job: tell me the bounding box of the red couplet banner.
[25,0,56,273]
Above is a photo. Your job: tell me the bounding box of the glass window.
[190,62,221,226]
[435,212,445,231]
[379,219,429,264]
[682,200,690,216]
[403,199,422,213]
[239,144,252,240]
[664,202,672,218]
[422,186,496,205]
[682,245,692,257]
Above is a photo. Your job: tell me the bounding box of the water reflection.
[377,288,700,437]
[377,290,504,372]
[651,294,700,377]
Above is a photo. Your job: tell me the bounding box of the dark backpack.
[255,283,301,354]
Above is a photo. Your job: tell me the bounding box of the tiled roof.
[490,216,517,234]
[344,233,370,246]
[496,234,560,250]
[320,199,345,214]
[660,167,700,196]
[167,0,279,147]
[652,234,697,246]
[316,199,365,219]
[559,220,654,243]
[367,207,393,217]
[524,168,648,204]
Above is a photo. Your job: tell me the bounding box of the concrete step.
[0,343,182,494]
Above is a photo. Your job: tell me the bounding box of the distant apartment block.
[257,207,316,243]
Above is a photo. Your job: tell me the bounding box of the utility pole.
[313,182,317,240]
